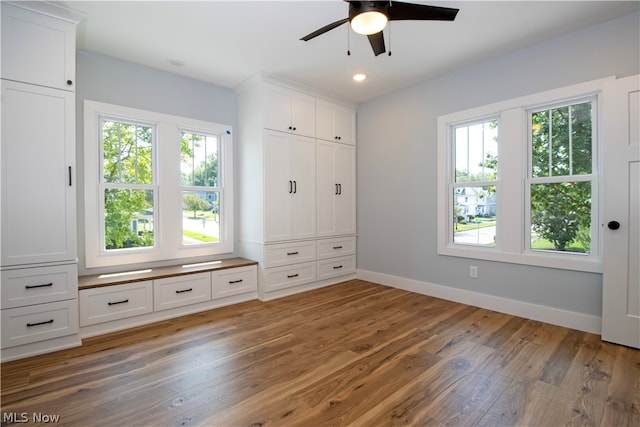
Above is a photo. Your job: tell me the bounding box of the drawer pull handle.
[287,251,299,256]
[27,319,54,327]
[333,265,343,270]
[287,274,299,278]
[175,288,193,294]
[333,246,343,250]
[108,299,129,306]
[25,282,54,289]
[228,279,243,284]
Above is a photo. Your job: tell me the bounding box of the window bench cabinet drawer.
[1,264,78,309]
[79,281,153,326]
[316,237,356,260]
[212,265,257,298]
[1,300,79,348]
[154,273,211,312]
[317,255,356,281]
[263,262,316,292]
[264,241,316,268]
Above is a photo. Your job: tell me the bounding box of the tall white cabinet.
[237,74,357,300]
[1,2,83,361]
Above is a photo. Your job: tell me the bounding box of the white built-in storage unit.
[237,75,357,300]
[1,2,84,361]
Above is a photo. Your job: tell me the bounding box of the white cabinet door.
[317,141,356,237]
[264,131,316,242]
[1,81,76,266]
[1,3,76,91]
[263,83,315,137]
[291,134,316,239]
[316,100,355,145]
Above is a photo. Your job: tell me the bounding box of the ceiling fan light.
[351,11,388,35]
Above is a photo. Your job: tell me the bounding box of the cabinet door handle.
[108,299,129,306]
[25,282,53,289]
[335,184,339,195]
[333,265,343,269]
[333,246,343,250]
[27,319,54,327]
[69,166,73,186]
[293,180,297,194]
[175,288,193,294]
[338,184,342,195]
[287,251,299,255]
[228,279,243,284]
[287,273,299,278]
[289,180,293,193]
[66,79,73,86]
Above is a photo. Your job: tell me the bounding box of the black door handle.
[607,221,620,230]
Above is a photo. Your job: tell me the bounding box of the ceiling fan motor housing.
[349,2,390,21]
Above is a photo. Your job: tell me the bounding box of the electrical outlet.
[469,266,478,279]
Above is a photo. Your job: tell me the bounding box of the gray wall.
[356,11,640,317]
[75,51,238,275]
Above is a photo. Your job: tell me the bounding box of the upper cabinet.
[316,100,356,145]
[1,3,81,91]
[263,82,316,137]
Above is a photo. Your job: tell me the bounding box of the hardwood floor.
[1,280,638,426]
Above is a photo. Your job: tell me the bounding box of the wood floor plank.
[1,280,638,427]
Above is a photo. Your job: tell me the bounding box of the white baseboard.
[357,269,602,335]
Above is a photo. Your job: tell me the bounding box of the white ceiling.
[60,0,639,104]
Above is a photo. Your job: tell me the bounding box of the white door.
[601,74,640,348]
[1,80,76,266]
[290,135,316,239]
[334,143,356,235]
[316,140,337,236]
[264,131,292,242]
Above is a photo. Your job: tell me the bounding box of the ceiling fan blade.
[367,31,386,56]
[388,2,459,21]
[300,18,350,41]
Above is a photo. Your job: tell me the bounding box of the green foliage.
[104,189,153,249]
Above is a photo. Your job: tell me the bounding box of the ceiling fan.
[300,1,459,56]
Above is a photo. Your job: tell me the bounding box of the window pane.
[530,182,591,253]
[454,120,498,182]
[531,101,592,178]
[453,186,496,246]
[104,189,154,250]
[102,120,153,184]
[181,132,219,187]
[182,191,220,245]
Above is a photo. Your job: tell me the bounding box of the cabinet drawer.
[154,273,211,312]
[264,241,316,268]
[263,262,316,292]
[316,237,356,260]
[1,299,78,348]
[1,264,77,309]
[212,266,257,298]
[79,281,153,326]
[317,255,356,281]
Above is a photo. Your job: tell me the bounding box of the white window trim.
[437,77,613,273]
[84,100,234,268]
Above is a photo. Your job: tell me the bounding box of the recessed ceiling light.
[353,73,366,82]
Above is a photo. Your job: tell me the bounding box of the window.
[528,100,596,255]
[437,78,607,272]
[452,119,498,246]
[85,101,234,268]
